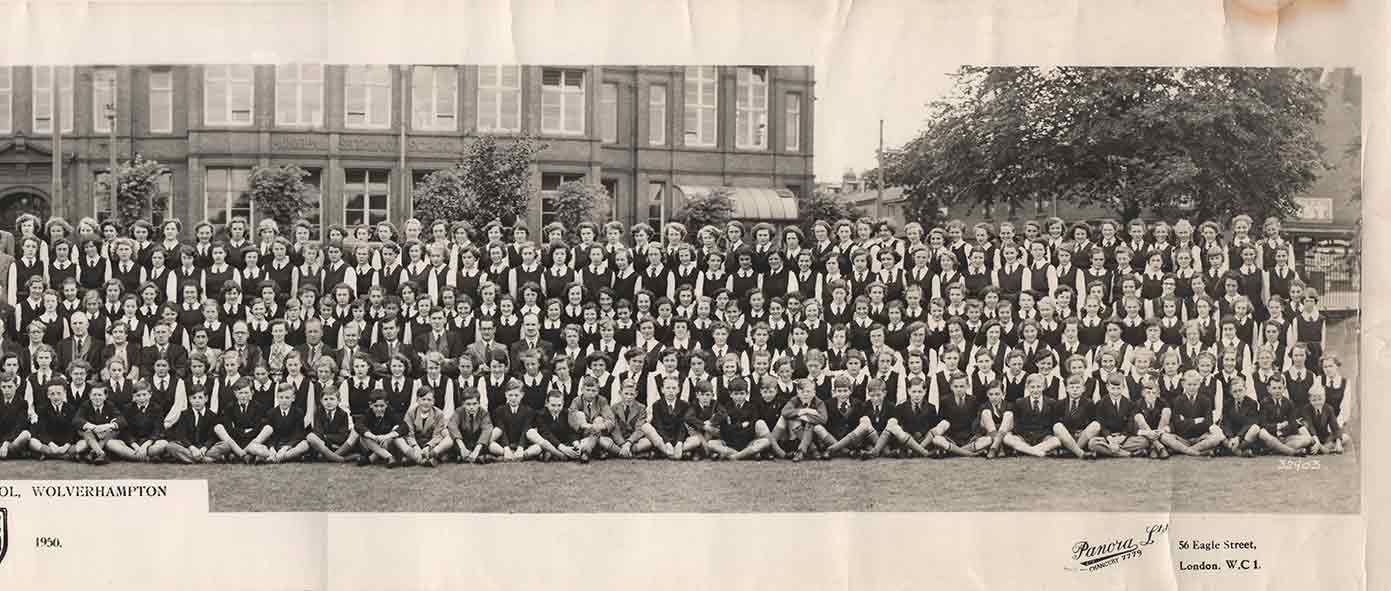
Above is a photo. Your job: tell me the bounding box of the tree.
[672,187,735,229]
[101,154,169,231]
[248,164,316,230]
[412,166,473,230]
[412,135,547,235]
[796,188,860,236]
[550,181,612,235]
[885,66,1329,224]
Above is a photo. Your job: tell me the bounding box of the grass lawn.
[1,319,1360,514]
[0,448,1359,513]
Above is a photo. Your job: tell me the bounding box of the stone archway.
[0,188,51,234]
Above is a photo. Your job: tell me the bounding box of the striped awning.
[673,185,799,221]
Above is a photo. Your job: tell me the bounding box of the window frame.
[540,172,586,227]
[344,65,393,130]
[784,92,801,152]
[148,69,173,133]
[648,83,667,146]
[600,82,618,143]
[735,66,769,151]
[342,168,391,227]
[275,64,324,128]
[32,65,74,135]
[683,66,718,148]
[203,65,254,128]
[203,167,254,232]
[411,66,458,132]
[476,65,522,134]
[540,68,586,136]
[0,67,13,135]
[92,67,117,134]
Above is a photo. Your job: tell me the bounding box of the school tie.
[194,411,201,429]
[1033,399,1041,414]
[840,400,849,414]
[1070,399,1077,415]
[912,402,920,414]
[240,403,248,414]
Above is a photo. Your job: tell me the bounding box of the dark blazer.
[56,335,104,375]
[448,406,493,445]
[170,408,219,448]
[0,394,28,438]
[118,402,165,443]
[264,405,307,446]
[34,400,79,444]
[219,400,268,444]
[938,391,978,439]
[893,399,941,434]
[534,408,579,446]
[413,330,466,370]
[1093,394,1136,436]
[508,338,555,373]
[367,339,417,377]
[1169,392,1216,439]
[311,406,353,445]
[713,400,762,443]
[1056,396,1095,432]
[355,410,405,437]
[1259,395,1298,436]
[139,343,191,380]
[293,341,332,375]
[491,403,535,449]
[73,400,122,430]
[1010,396,1057,436]
[824,397,864,436]
[651,398,690,441]
[1297,402,1341,443]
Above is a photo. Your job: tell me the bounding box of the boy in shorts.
[74,382,121,465]
[779,378,828,461]
[933,372,986,457]
[883,377,943,458]
[355,391,407,467]
[264,382,310,463]
[166,389,218,463]
[706,378,770,460]
[107,380,168,462]
[1003,375,1056,458]
[1050,374,1099,458]
[403,386,452,467]
[1088,373,1147,458]
[1162,370,1226,457]
[307,388,358,462]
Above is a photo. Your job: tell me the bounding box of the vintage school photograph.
[0,63,1361,513]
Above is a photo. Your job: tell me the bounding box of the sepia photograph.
[0,62,1360,514]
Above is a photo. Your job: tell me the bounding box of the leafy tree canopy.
[885,66,1328,224]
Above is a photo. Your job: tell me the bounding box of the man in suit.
[333,323,366,380]
[227,320,264,375]
[413,309,466,379]
[1004,374,1057,457]
[57,311,103,377]
[140,321,190,380]
[165,389,218,463]
[294,318,330,374]
[464,317,508,379]
[368,316,415,378]
[509,314,554,374]
[1162,370,1226,456]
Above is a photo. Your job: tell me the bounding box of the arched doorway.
[0,189,50,234]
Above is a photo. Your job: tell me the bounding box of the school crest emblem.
[0,508,8,565]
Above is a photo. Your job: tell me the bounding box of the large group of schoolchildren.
[0,209,1352,468]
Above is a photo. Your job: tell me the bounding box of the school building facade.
[0,65,814,235]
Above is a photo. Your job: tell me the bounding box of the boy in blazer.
[1301,386,1344,455]
[209,377,273,464]
[1003,375,1057,458]
[166,389,218,463]
[1051,374,1099,459]
[1088,373,1146,458]
[779,378,829,462]
[492,379,539,462]
[264,383,310,463]
[1162,370,1226,457]
[567,375,615,462]
[819,375,872,458]
[933,372,988,458]
[74,382,121,464]
[449,391,498,464]
[705,378,770,460]
[355,391,407,467]
[650,377,691,459]
[882,377,943,459]
[533,391,582,461]
[608,377,662,459]
[106,381,167,462]
[30,379,81,460]
[1254,376,1313,456]
[306,388,357,463]
[403,386,452,467]
[0,373,31,459]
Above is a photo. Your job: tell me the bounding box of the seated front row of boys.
[0,365,1343,465]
